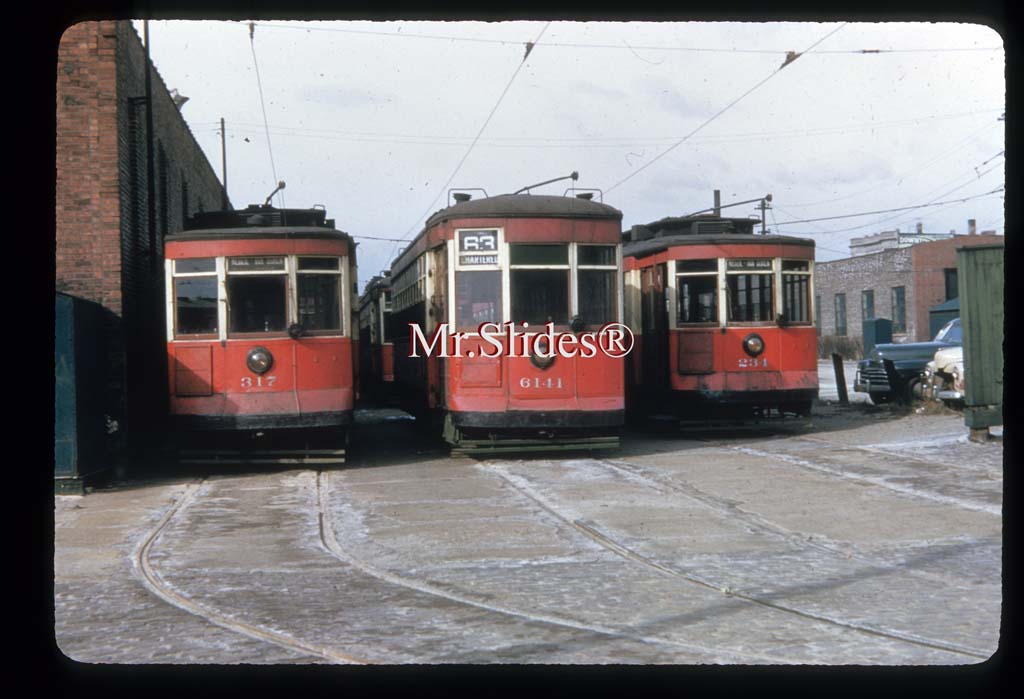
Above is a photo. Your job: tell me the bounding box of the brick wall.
[815,233,1005,348]
[56,20,227,451]
[910,234,1004,341]
[815,248,914,346]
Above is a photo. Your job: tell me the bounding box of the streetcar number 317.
[241,375,277,387]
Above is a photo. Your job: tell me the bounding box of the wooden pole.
[831,353,849,405]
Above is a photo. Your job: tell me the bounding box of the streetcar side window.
[578,245,618,325]
[227,256,287,334]
[510,244,570,326]
[297,256,343,332]
[676,259,717,324]
[173,258,217,337]
[782,260,811,324]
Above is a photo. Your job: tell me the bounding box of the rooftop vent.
[169,88,189,110]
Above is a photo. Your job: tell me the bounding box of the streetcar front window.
[676,259,718,324]
[728,273,774,322]
[782,260,811,323]
[678,276,718,323]
[174,277,218,335]
[228,276,287,333]
[510,244,570,326]
[577,245,618,325]
[298,275,341,331]
[456,270,501,330]
[297,256,343,332]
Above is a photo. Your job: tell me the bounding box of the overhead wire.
[249,22,1001,55]
[387,21,553,261]
[199,107,1002,149]
[770,187,1004,226]
[604,23,849,195]
[782,120,1001,208]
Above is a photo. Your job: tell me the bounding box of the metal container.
[55,293,107,492]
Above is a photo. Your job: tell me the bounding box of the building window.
[891,286,906,333]
[861,290,875,320]
[944,268,958,301]
[834,293,847,336]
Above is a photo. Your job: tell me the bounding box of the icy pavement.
[54,407,1002,664]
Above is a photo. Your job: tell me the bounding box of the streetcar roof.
[170,205,352,242]
[623,232,815,259]
[424,193,622,229]
[391,193,623,276]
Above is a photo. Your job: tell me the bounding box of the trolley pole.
[220,117,228,210]
[759,193,772,235]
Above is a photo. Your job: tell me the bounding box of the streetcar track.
[713,441,1000,516]
[595,457,993,590]
[132,478,369,665]
[315,470,790,663]
[130,465,990,664]
[484,462,989,660]
[796,434,1003,480]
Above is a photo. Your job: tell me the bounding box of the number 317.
[241,375,277,387]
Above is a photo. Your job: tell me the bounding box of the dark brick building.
[815,232,1003,352]
[56,21,229,455]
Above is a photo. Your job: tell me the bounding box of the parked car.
[854,318,962,404]
[925,345,965,408]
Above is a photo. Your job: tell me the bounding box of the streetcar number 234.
[241,375,277,387]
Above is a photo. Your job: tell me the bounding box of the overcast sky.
[136,20,1005,289]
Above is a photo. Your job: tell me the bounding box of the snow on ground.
[816,359,871,404]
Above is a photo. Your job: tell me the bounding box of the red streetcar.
[164,203,358,458]
[357,271,395,401]
[623,214,818,421]
[390,181,626,453]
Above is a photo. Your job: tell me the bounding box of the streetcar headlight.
[530,336,555,369]
[246,346,274,374]
[742,333,765,357]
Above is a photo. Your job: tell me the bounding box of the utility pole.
[220,117,228,210]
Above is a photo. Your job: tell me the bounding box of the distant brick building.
[815,232,1003,352]
[56,21,229,453]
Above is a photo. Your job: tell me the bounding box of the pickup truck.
[854,318,962,404]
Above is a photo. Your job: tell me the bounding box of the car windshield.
[933,319,962,344]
